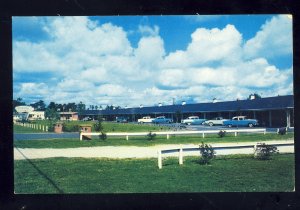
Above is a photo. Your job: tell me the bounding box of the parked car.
[204,117,229,126]
[82,117,92,121]
[152,116,173,124]
[223,116,258,127]
[138,116,154,123]
[181,116,206,125]
[116,116,128,123]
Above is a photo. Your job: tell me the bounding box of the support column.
[253,111,256,119]
[286,109,291,128]
[203,113,206,119]
[268,111,272,127]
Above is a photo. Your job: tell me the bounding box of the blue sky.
[12,15,293,107]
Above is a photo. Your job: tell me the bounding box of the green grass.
[14,153,294,193]
[14,121,169,133]
[14,125,48,133]
[14,133,294,148]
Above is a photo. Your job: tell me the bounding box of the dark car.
[116,117,128,123]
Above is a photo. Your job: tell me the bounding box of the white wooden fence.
[157,142,294,169]
[79,128,267,141]
[14,121,48,132]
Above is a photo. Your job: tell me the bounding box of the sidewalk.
[14,139,294,160]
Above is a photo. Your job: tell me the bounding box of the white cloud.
[243,15,292,59]
[13,41,63,72]
[138,25,160,36]
[17,83,50,100]
[163,24,243,67]
[13,16,293,106]
[134,35,165,69]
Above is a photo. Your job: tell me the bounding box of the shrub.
[62,124,79,132]
[146,131,156,140]
[47,124,54,132]
[93,120,103,132]
[199,142,215,165]
[254,143,279,160]
[218,130,226,138]
[278,127,287,135]
[98,132,107,141]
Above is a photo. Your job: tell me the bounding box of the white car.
[138,116,154,123]
[204,117,228,126]
[181,116,206,125]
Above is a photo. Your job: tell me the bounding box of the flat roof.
[82,95,293,116]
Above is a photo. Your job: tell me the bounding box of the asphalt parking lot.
[154,123,294,133]
[14,122,293,141]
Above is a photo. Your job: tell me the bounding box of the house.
[59,112,78,121]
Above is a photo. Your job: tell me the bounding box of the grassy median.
[14,121,170,133]
[14,153,294,193]
[14,133,294,148]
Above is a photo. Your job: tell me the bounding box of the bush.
[278,127,287,135]
[146,131,156,140]
[199,142,215,165]
[47,124,54,132]
[218,130,226,138]
[93,120,103,132]
[62,124,79,132]
[254,143,279,160]
[98,132,107,141]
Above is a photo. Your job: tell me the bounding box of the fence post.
[46,126,48,132]
[167,134,169,139]
[263,129,266,135]
[202,132,205,138]
[158,150,162,169]
[253,145,257,157]
[235,132,237,137]
[80,132,83,141]
[126,135,129,141]
[179,147,183,165]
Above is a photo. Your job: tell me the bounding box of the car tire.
[187,123,191,125]
[248,123,253,128]
[209,122,213,126]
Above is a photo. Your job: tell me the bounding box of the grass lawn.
[14,133,294,148]
[14,121,169,133]
[14,153,294,193]
[14,125,48,133]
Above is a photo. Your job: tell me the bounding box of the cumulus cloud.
[13,16,293,107]
[243,15,292,59]
[163,24,242,67]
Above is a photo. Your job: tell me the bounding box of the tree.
[30,100,46,111]
[13,98,26,111]
[65,103,77,112]
[77,101,86,115]
[45,108,59,120]
[93,116,104,132]
[48,102,57,110]
[45,102,59,120]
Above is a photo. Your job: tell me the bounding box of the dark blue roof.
[82,95,293,116]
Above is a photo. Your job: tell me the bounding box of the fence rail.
[14,121,48,132]
[79,128,267,140]
[157,142,294,169]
